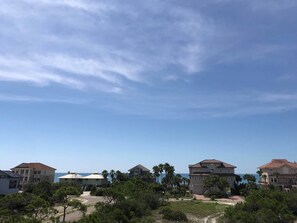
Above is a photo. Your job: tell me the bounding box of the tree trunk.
[63,206,67,222]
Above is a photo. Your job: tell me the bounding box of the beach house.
[82,172,105,190]
[59,172,105,190]
[258,159,297,190]
[59,172,84,184]
[128,164,151,177]
[11,162,56,189]
[0,170,22,195]
[189,159,237,194]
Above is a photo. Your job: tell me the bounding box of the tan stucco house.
[189,159,237,194]
[11,162,56,189]
[259,159,297,190]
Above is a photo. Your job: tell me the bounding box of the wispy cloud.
[0,93,87,104]
[23,0,114,13]
[258,93,297,102]
[35,54,143,83]
[0,57,85,90]
[0,1,296,118]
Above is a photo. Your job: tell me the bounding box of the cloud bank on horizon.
[0,0,297,118]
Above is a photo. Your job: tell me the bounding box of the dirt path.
[194,194,244,206]
[187,212,224,223]
[55,192,106,222]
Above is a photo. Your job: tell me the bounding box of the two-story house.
[11,162,56,189]
[59,172,105,190]
[258,159,297,190]
[59,172,84,184]
[128,164,151,178]
[0,170,22,195]
[189,159,237,194]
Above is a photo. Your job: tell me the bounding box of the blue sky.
[0,0,297,173]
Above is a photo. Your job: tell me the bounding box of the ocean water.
[54,173,259,183]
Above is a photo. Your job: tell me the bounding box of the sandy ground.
[53,193,244,222]
[194,194,245,205]
[55,191,106,222]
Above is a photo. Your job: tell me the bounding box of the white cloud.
[24,0,114,13]
[0,56,85,89]
[0,1,296,118]
[0,93,87,104]
[258,93,297,102]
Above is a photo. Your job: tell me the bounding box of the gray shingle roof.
[129,164,150,172]
[189,159,236,168]
[1,170,22,178]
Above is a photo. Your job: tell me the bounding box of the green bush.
[224,189,296,223]
[90,188,104,196]
[204,189,228,199]
[138,192,161,210]
[160,208,188,222]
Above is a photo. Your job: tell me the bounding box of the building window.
[25,170,29,174]
[9,180,17,189]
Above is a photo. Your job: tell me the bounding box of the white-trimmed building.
[83,173,105,189]
[59,172,83,184]
[59,172,105,190]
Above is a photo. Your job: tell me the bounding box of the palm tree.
[186,178,190,187]
[262,174,267,183]
[110,170,115,182]
[182,177,188,186]
[158,164,164,183]
[174,174,182,188]
[153,165,160,183]
[116,170,122,181]
[163,163,171,174]
[102,170,109,184]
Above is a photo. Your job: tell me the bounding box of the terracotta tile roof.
[12,162,56,171]
[259,159,297,169]
[189,159,236,168]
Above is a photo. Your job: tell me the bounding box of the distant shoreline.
[54,173,259,183]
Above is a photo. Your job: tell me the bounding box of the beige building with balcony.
[189,159,237,194]
[259,159,297,190]
[11,162,56,189]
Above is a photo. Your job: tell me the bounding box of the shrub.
[224,189,295,223]
[204,190,227,199]
[139,192,162,210]
[160,208,188,222]
[90,188,104,196]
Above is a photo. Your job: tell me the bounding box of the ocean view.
[2,1,296,222]
[54,173,259,183]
